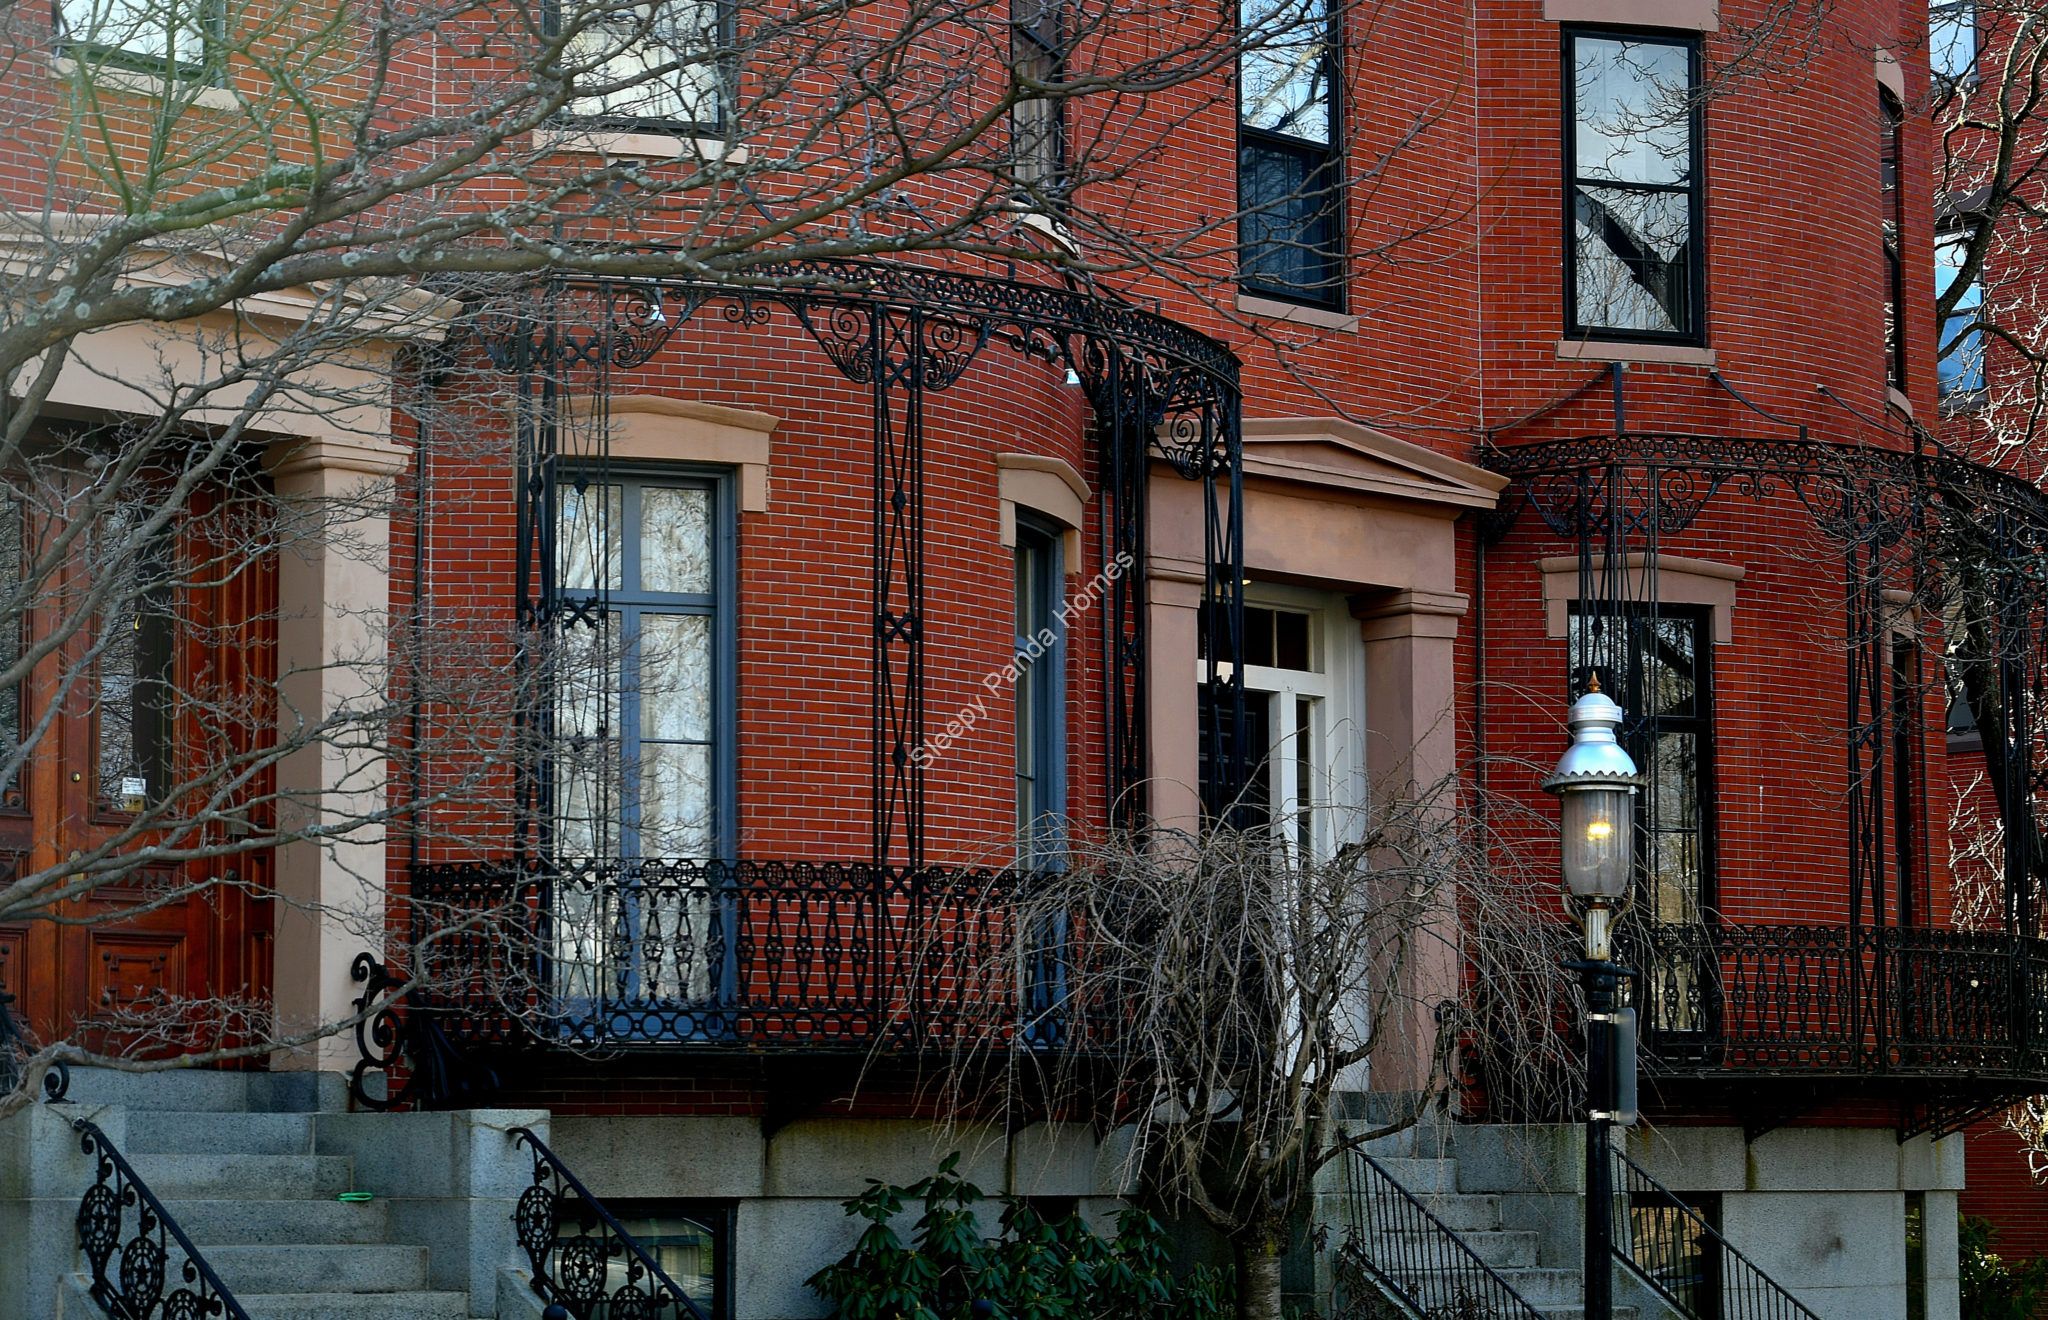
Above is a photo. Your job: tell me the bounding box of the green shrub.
[1959,1214,2048,1320]
[806,1153,1234,1320]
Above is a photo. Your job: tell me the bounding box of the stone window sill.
[1236,292,1359,334]
[50,55,241,112]
[1556,337,1716,368]
[531,125,746,164]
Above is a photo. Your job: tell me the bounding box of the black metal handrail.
[398,857,1093,1054]
[71,1118,250,1320]
[1335,1151,1548,1320]
[509,1125,710,1320]
[1620,921,2048,1084]
[1613,1146,1820,1320]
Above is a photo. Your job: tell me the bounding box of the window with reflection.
[1882,91,1906,390]
[1570,606,1713,1032]
[94,508,176,815]
[1930,0,1976,86]
[54,0,221,78]
[1936,228,1985,398]
[557,1200,732,1318]
[1011,0,1067,202]
[550,473,731,1020]
[1565,30,1703,342]
[1014,518,1065,864]
[556,0,726,133]
[1239,0,1342,306]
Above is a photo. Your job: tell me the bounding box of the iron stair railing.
[1613,1146,1820,1320]
[509,1126,710,1320]
[71,1118,251,1320]
[1337,1151,1548,1320]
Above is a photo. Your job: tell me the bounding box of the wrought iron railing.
[71,1118,250,1320]
[392,857,1093,1055]
[1614,1146,1819,1320]
[1620,921,2048,1084]
[509,1126,710,1320]
[1335,1151,1548,1320]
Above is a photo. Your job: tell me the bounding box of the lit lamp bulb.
[1543,677,1641,961]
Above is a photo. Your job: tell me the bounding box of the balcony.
[1622,921,2048,1131]
[378,858,1092,1062]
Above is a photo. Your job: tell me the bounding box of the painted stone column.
[262,435,408,1072]
[1352,587,1469,1094]
[1144,567,1205,833]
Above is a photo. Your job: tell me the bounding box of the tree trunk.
[1234,1232,1285,1320]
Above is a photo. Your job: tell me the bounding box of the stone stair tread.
[223,1290,477,1320]
[169,1198,394,1246]
[128,1153,353,1200]
[204,1243,430,1294]
[127,1110,317,1155]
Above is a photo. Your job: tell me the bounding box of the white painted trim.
[49,55,242,112]
[1556,338,1718,368]
[531,125,747,164]
[1235,292,1360,334]
[1543,0,1718,30]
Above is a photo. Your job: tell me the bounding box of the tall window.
[1929,0,1976,87]
[1881,91,1907,390]
[1013,519,1065,866]
[1564,30,1704,342]
[1010,0,1067,203]
[551,473,732,1018]
[1239,0,1342,307]
[1198,597,1358,863]
[557,0,725,133]
[1892,638,1922,926]
[54,0,220,78]
[95,509,176,815]
[1936,228,1985,398]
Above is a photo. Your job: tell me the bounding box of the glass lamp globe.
[1542,683,1641,901]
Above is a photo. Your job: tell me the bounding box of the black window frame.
[1237,0,1345,310]
[548,466,738,865]
[52,0,227,84]
[1935,224,1986,403]
[1009,0,1069,208]
[544,0,733,137]
[1881,89,1907,391]
[1562,26,1707,346]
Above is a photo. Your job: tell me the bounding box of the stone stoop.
[1318,1120,1654,1320]
[12,1068,538,1320]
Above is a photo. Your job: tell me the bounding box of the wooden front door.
[0,480,274,1062]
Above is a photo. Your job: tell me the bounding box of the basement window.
[559,1200,733,1318]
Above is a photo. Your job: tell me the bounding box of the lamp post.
[1543,679,1642,1320]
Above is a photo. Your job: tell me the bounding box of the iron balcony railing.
[394,857,1098,1056]
[1620,920,2048,1084]
[1335,1151,1548,1320]
[1613,1146,1820,1320]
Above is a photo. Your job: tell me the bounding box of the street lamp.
[1543,678,1641,1320]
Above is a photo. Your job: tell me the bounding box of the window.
[550,473,734,1022]
[54,0,220,78]
[1198,596,1361,862]
[1930,0,1976,86]
[555,0,725,133]
[1904,1191,1927,1320]
[1628,1190,1722,1319]
[1239,0,1342,307]
[1010,0,1067,202]
[94,508,176,815]
[1013,518,1065,865]
[1564,30,1704,342]
[1936,229,1985,398]
[1881,91,1906,390]
[1892,638,1922,925]
[560,1200,733,1319]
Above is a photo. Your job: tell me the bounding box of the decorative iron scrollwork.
[345,952,496,1111]
[509,1126,709,1320]
[72,1119,248,1320]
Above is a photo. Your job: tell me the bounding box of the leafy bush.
[1960,1214,2048,1320]
[807,1153,1234,1320]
